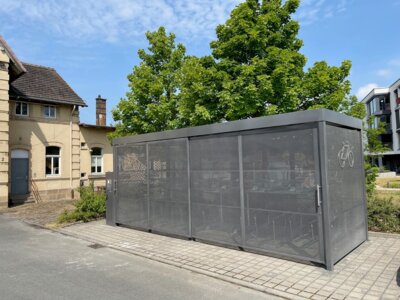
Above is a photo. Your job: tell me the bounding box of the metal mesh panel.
[148,139,189,236]
[111,114,365,268]
[326,125,366,263]
[116,145,148,229]
[242,128,322,261]
[190,135,242,245]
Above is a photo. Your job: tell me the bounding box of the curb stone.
[54,228,307,300]
[6,214,399,300]
[368,231,400,239]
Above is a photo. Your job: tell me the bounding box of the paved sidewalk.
[60,221,400,300]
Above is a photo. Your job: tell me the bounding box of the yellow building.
[0,36,114,206]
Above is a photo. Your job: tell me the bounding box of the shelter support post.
[318,121,333,271]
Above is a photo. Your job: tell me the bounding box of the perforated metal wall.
[326,125,367,263]
[190,135,242,246]
[109,110,367,270]
[116,145,148,229]
[242,128,323,261]
[148,139,189,236]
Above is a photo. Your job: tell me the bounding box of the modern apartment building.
[362,79,400,172]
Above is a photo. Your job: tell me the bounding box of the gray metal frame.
[105,172,116,226]
[113,109,362,146]
[108,109,366,270]
[318,122,333,270]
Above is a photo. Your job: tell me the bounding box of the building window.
[372,117,379,129]
[91,148,103,174]
[44,105,56,118]
[15,102,29,116]
[46,146,60,175]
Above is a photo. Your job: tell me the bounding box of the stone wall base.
[0,185,8,207]
[37,188,75,202]
[0,196,8,207]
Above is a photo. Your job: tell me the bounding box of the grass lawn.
[375,189,400,208]
[376,176,400,188]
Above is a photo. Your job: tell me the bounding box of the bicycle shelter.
[106,109,367,270]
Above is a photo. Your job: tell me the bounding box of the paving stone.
[311,295,327,300]
[274,285,288,292]
[380,295,398,300]
[292,283,307,290]
[242,276,256,282]
[269,278,282,285]
[362,295,380,300]
[316,289,333,297]
[263,281,277,288]
[329,292,347,300]
[253,279,265,285]
[279,280,293,288]
[304,287,320,294]
[347,292,364,299]
[59,221,400,300]
[286,288,300,295]
[298,291,314,298]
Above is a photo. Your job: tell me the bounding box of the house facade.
[361,79,400,172]
[0,36,114,207]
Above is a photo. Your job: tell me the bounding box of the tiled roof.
[10,63,86,107]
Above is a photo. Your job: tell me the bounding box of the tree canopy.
[112,27,186,136]
[112,0,365,137]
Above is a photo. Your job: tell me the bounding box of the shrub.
[365,161,379,198]
[58,183,106,223]
[367,194,400,233]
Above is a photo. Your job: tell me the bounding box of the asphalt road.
[0,215,279,300]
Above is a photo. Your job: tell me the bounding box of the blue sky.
[0,0,399,124]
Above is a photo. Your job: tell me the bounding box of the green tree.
[364,118,389,197]
[111,27,186,136]
[210,0,306,120]
[365,118,389,155]
[298,61,365,118]
[177,55,227,126]
[177,0,363,121]
[112,0,365,132]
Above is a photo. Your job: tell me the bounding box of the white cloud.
[377,69,391,77]
[296,0,348,25]
[0,0,351,43]
[372,57,400,80]
[0,0,241,43]
[356,83,379,100]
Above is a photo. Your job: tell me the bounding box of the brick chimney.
[96,95,106,126]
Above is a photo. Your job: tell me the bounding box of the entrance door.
[240,127,324,263]
[11,150,29,195]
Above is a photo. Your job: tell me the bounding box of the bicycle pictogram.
[338,141,354,168]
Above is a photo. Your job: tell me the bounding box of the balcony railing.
[373,103,391,115]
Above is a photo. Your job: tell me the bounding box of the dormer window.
[44,105,56,118]
[15,102,29,116]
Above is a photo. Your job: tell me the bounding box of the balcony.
[373,103,392,116]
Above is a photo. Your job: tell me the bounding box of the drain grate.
[88,243,105,249]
